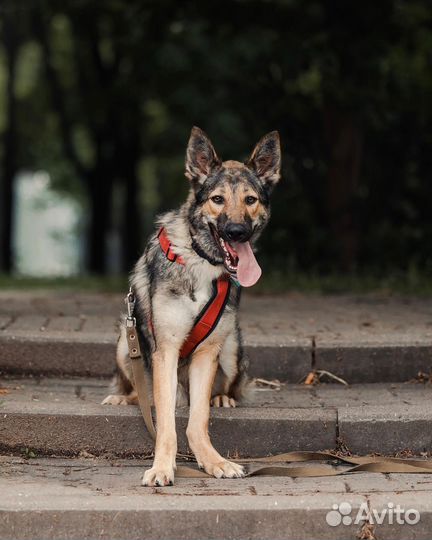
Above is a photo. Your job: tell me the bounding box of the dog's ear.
[247,131,281,187]
[185,126,221,183]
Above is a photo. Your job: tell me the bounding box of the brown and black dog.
[103,127,281,486]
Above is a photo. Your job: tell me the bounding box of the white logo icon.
[326,502,352,527]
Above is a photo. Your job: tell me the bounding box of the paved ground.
[1,289,432,342]
[1,290,432,382]
[1,290,432,539]
[1,456,432,539]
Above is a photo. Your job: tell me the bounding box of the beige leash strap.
[125,290,157,441]
[176,451,432,478]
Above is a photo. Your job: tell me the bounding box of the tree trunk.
[0,21,18,273]
[121,141,141,272]
[123,169,142,272]
[87,168,113,274]
[324,104,363,271]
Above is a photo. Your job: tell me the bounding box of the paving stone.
[339,405,432,454]
[313,383,432,407]
[315,339,432,383]
[46,316,83,332]
[245,342,311,381]
[345,473,432,493]
[6,315,48,332]
[81,315,119,334]
[0,335,115,377]
[367,493,431,539]
[0,315,12,330]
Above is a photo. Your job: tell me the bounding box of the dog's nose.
[225,223,249,242]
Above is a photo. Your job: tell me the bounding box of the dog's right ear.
[185,126,221,183]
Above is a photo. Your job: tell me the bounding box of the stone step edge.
[2,398,432,457]
[3,497,431,540]
[1,333,432,383]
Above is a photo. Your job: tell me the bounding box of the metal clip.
[126,316,136,328]
[125,287,136,327]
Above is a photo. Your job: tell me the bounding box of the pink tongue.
[232,242,262,287]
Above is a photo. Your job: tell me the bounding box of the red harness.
[158,227,231,359]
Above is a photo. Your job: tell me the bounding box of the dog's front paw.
[142,466,175,487]
[211,395,236,408]
[200,459,244,479]
[101,394,129,405]
[101,393,138,406]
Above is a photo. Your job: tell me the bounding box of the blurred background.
[0,0,431,291]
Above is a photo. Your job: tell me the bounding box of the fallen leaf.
[304,372,318,385]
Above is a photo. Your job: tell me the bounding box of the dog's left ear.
[247,131,281,187]
[185,126,221,184]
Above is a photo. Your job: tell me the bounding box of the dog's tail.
[230,356,256,404]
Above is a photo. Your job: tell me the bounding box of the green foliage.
[1,0,432,274]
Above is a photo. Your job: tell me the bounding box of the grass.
[253,268,432,295]
[1,268,432,295]
[0,274,128,293]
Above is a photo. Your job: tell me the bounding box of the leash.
[125,289,157,441]
[176,452,432,478]
[124,230,432,479]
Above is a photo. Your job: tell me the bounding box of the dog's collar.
[158,227,221,268]
[191,237,220,266]
[158,226,240,287]
[157,228,185,265]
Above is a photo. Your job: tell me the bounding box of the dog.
[102,126,281,486]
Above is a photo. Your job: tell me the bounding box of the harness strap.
[158,226,232,360]
[179,276,231,359]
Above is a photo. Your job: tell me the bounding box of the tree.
[0,4,19,272]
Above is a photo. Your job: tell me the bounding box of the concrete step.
[0,331,312,383]
[2,291,432,383]
[1,455,432,540]
[2,331,432,384]
[1,377,432,456]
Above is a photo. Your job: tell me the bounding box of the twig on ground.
[300,370,348,386]
[254,378,282,389]
[316,370,349,386]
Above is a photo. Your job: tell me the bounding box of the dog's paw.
[199,459,244,479]
[142,466,175,487]
[211,395,236,408]
[101,394,129,406]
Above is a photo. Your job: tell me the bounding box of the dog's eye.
[210,195,225,205]
[245,196,258,205]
